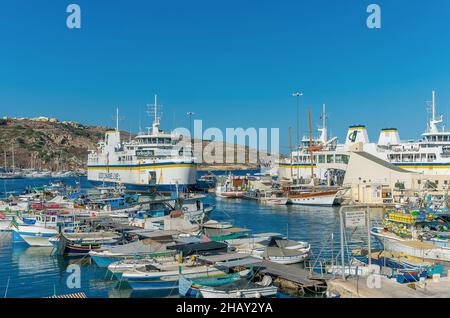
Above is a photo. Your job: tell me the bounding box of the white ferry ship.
[87,96,197,191]
[275,91,450,181]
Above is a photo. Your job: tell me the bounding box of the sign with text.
[345,210,366,228]
[136,150,154,158]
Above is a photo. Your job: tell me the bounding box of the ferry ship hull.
[87,162,197,191]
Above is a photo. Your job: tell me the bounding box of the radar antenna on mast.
[147,94,163,134]
[111,107,125,132]
[426,90,444,133]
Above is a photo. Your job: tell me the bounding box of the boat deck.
[378,230,439,250]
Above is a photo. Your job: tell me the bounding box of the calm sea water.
[0,176,382,298]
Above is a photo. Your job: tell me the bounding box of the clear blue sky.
[1,0,450,154]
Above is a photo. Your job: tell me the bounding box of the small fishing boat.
[259,191,288,205]
[12,212,77,247]
[179,268,252,297]
[195,173,217,192]
[215,175,248,198]
[202,220,233,229]
[108,257,179,279]
[252,246,309,264]
[204,227,250,242]
[198,275,278,298]
[50,230,121,256]
[371,227,450,262]
[122,265,226,290]
[0,219,12,232]
[215,188,244,198]
[89,236,177,268]
[240,236,310,264]
[352,249,444,274]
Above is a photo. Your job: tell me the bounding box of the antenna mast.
[432,90,436,121]
[116,107,119,132]
[148,94,162,134]
[429,90,443,134]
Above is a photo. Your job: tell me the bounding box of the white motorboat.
[199,276,278,298]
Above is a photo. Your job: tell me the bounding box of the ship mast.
[429,90,443,134]
[152,94,161,134]
[308,108,314,180]
[319,103,328,144]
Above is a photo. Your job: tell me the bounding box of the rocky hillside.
[0,117,131,171]
[0,117,274,171]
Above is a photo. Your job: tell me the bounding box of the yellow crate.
[387,213,416,224]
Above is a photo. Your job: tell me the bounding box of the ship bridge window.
[327,155,334,163]
[343,155,349,164]
[318,155,325,163]
[335,155,343,163]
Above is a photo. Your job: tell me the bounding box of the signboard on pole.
[345,210,366,228]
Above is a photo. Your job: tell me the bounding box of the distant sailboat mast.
[3,150,7,172]
[116,107,120,132]
[11,143,15,173]
[319,103,328,144]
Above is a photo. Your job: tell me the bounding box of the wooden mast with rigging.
[307,108,314,180]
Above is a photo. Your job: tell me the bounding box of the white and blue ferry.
[87,95,197,191]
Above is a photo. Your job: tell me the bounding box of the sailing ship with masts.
[279,107,340,206]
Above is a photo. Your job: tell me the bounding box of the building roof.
[353,151,411,173]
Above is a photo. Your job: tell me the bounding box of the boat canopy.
[167,241,228,256]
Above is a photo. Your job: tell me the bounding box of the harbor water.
[0,176,382,298]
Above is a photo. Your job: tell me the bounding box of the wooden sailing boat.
[287,108,339,206]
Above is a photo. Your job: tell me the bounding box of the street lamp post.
[292,92,303,154]
[187,111,195,151]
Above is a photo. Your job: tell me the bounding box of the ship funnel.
[378,128,400,146]
[344,125,369,151]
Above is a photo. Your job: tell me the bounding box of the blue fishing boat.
[122,265,226,291]
[179,268,252,297]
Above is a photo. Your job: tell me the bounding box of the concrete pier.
[327,276,450,298]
